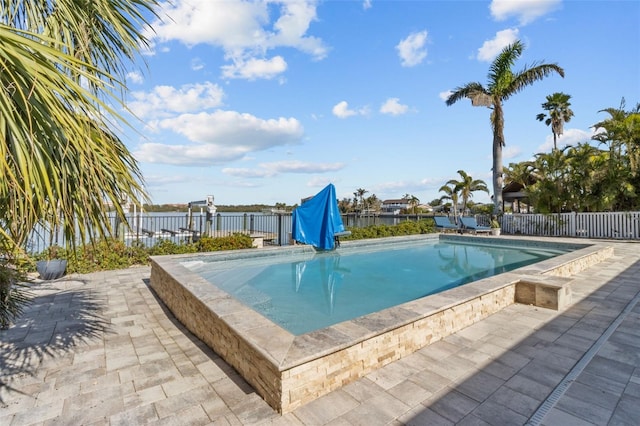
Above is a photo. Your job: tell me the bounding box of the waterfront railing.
[23,210,640,254]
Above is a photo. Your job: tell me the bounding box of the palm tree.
[1,1,158,252]
[404,194,420,214]
[564,143,607,212]
[446,170,489,215]
[446,40,564,214]
[366,194,381,212]
[355,188,368,211]
[536,92,574,151]
[504,161,535,213]
[338,198,352,213]
[527,147,572,213]
[592,99,640,173]
[438,183,460,220]
[1,1,158,323]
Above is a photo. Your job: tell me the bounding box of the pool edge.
[149,235,613,413]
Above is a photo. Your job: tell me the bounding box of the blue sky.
[121,0,640,206]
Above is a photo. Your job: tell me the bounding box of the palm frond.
[445,82,488,107]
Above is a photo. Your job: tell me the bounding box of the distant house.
[381,198,410,215]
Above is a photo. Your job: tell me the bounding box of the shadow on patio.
[0,282,108,405]
[398,257,640,425]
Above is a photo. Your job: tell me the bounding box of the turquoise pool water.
[184,239,571,335]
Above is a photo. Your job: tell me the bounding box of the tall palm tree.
[446,40,564,214]
[446,170,489,215]
[536,92,574,151]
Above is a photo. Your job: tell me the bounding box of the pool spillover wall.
[149,235,613,413]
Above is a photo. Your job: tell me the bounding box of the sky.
[120,0,640,207]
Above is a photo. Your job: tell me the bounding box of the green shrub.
[148,238,198,256]
[197,233,254,251]
[30,219,436,275]
[342,218,436,241]
[67,239,151,274]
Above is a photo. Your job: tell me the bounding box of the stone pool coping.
[149,234,613,413]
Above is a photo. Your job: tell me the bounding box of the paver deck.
[1,238,639,425]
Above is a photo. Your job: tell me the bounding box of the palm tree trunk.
[492,104,505,214]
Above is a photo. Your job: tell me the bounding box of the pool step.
[515,276,573,310]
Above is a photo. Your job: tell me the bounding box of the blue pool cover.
[291,184,347,250]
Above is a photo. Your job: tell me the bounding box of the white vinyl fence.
[501,212,640,240]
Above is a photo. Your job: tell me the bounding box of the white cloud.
[363,0,372,10]
[419,177,444,189]
[537,128,593,152]
[477,28,520,62]
[270,1,327,58]
[147,0,327,80]
[380,98,409,116]
[144,174,191,186]
[308,176,337,189]
[490,0,561,25]
[267,160,345,173]
[158,110,303,146]
[332,101,368,118]
[396,30,428,67]
[126,71,144,84]
[502,145,522,160]
[223,160,345,178]
[221,56,287,80]
[135,111,303,166]
[439,90,453,102]
[191,58,205,71]
[135,142,246,166]
[128,82,225,119]
[221,168,274,178]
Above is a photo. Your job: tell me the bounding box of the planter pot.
[490,228,501,236]
[36,260,68,280]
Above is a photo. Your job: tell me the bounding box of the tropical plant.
[338,198,352,213]
[592,99,640,173]
[402,194,420,214]
[446,40,564,214]
[526,147,573,213]
[591,99,640,210]
[438,183,460,219]
[354,188,369,212]
[536,92,574,151]
[365,194,382,212]
[1,0,159,252]
[1,1,159,321]
[503,161,536,213]
[446,170,489,216]
[0,249,31,329]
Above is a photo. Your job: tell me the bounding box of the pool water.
[184,240,571,335]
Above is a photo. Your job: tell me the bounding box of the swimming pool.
[149,234,613,413]
[183,239,572,335]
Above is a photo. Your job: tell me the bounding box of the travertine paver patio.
[0,239,638,425]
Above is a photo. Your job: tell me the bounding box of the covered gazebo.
[502,181,531,213]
